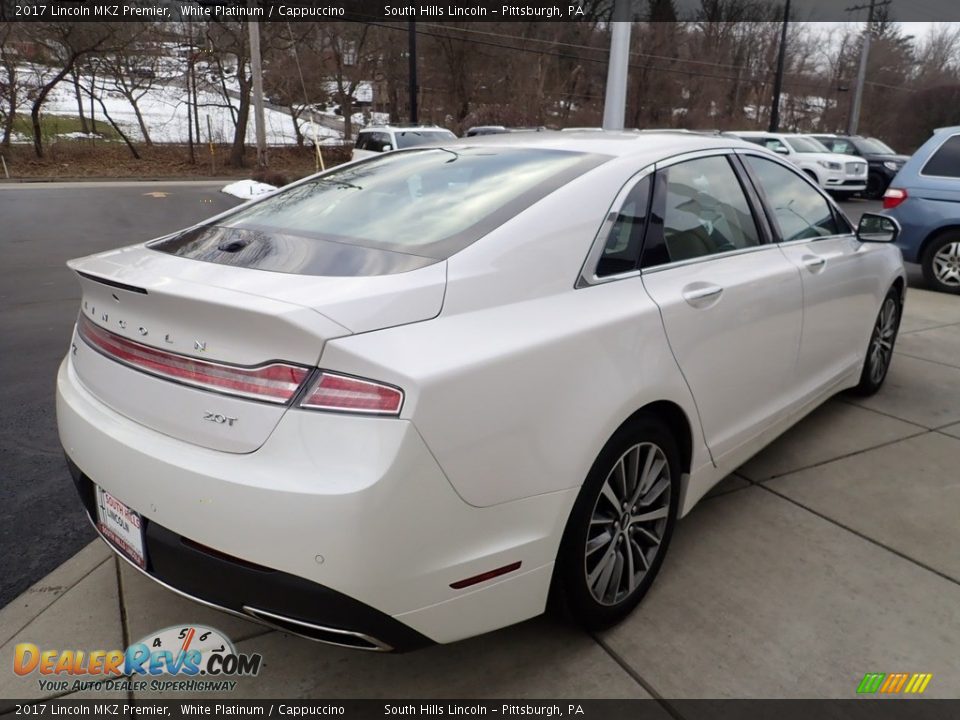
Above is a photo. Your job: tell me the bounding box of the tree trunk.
[89,90,140,159]
[125,91,152,145]
[71,68,88,134]
[88,62,97,134]
[230,64,251,168]
[31,58,79,158]
[191,61,201,143]
[341,94,353,141]
[1,62,15,147]
[288,105,304,147]
[186,59,195,163]
[215,57,238,124]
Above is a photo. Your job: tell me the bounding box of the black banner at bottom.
[1,700,958,720]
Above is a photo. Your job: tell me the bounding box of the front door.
[740,153,876,392]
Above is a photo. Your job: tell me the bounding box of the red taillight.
[76,314,310,404]
[299,372,404,416]
[883,187,908,209]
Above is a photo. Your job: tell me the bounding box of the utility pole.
[408,21,418,124]
[248,15,267,168]
[846,0,890,135]
[602,0,632,131]
[769,0,791,132]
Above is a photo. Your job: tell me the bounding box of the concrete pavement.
[2,287,959,701]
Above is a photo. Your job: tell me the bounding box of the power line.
[367,21,916,97]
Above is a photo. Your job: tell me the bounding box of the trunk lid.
[68,245,445,452]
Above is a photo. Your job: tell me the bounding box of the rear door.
[640,152,803,466]
[739,152,876,391]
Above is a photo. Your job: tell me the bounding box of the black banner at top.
[4,0,960,23]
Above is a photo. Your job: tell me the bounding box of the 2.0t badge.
[203,412,238,427]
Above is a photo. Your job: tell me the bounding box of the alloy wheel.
[585,442,671,606]
[932,242,960,288]
[868,297,899,385]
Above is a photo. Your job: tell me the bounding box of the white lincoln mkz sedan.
[57,132,905,651]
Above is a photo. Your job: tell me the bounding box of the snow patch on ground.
[10,63,344,146]
[221,179,278,199]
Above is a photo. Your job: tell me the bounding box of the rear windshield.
[394,130,457,148]
[150,147,606,275]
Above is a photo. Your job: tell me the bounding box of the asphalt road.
[0,182,242,609]
[0,186,924,610]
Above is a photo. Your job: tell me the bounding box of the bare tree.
[96,23,163,146]
[0,22,34,147]
[323,23,377,140]
[24,22,116,157]
[205,20,253,167]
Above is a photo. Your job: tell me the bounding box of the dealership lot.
[1,183,959,702]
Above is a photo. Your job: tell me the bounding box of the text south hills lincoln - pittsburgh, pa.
[384,4,578,18]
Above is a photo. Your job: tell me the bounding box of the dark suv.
[809,134,910,199]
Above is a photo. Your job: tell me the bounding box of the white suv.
[352,125,456,160]
[729,131,868,198]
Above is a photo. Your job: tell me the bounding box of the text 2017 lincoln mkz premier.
[57,132,906,651]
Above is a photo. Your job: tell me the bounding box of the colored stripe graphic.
[906,674,933,694]
[857,672,932,694]
[857,673,885,694]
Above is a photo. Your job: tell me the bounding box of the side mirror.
[773,146,790,155]
[381,143,393,152]
[857,213,900,243]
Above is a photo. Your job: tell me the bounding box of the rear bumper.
[57,355,573,647]
[69,459,428,651]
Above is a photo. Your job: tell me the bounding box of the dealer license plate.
[95,485,146,569]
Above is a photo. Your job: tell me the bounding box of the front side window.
[763,138,789,154]
[922,134,960,178]
[370,132,391,151]
[354,133,371,151]
[860,137,897,155]
[644,155,760,267]
[825,139,855,155]
[745,156,842,241]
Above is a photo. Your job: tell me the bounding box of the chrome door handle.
[682,284,723,306]
[802,256,827,270]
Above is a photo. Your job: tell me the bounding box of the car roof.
[360,125,452,133]
[436,129,762,161]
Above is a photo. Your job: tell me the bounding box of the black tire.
[849,287,902,397]
[865,172,887,200]
[557,414,681,630]
[920,232,960,295]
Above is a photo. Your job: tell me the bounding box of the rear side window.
[745,156,842,241]
[922,134,960,178]
[596,175,651,277]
